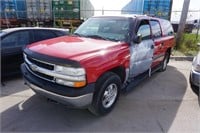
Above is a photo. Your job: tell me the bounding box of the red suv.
[21,15,175,115]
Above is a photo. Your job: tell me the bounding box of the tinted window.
[2,31,29,48]
[150,20,162,38]
[33,30,57,42]
[54,30,68,36]
[137,21,151,40]
[160,20,174,36]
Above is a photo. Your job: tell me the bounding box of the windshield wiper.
[73,34,119,42]
[73,33,85,37]
[85,35,108,40]
[106,38,120,42]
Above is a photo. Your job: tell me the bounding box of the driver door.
[129,20,154,77]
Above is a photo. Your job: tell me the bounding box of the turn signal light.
[74,81,86,88]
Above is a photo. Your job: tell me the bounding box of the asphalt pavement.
[0,60,200,132]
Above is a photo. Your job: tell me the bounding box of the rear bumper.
[190,69,200,96]
[21,64,94,108]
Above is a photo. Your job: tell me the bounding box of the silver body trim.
[25,81,93,108]
[190,68,200,87]
[124,68,130,83]
[25,64,54,82]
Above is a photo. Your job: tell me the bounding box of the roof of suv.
[92,14,164,21]
[2,27,69,34]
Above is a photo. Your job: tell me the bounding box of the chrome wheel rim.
[102,83,118,108]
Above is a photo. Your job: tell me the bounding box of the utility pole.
[176,0,191,48]
[196,9,200,39]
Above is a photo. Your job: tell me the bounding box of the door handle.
[159,43,164,49]
[151,45,154,49]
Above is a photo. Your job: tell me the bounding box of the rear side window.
[150,20,162,38]
[137,21,151,40]
[33,30,57,42]
[160,20,174,36]
[2,31,30,48]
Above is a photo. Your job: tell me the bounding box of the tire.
[159,52,170,72]
[88,72,121,116]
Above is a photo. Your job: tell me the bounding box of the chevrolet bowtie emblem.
[30,64,38,71]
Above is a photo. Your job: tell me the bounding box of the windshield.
[74,17,130,42]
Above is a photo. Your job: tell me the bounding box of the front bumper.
[21,64,94,108]
[190,69,200,95]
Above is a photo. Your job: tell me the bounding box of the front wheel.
[88,72,121,116]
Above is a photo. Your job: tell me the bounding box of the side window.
[2,31,29,48]
[33,30,57,42]
[54,30,67,36]
[150,20,162,38]
[160,20,174,36]
[137,21,151,40]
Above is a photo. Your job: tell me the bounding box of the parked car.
[21,15,175,115]
[194,19,200,29]
[190,52,200,96]
[1,27,69,78]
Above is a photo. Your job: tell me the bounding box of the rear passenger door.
[149,20,164,67]
[129,20,154,77]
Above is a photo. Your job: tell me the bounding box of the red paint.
[26,16,174,86]
[28,36,130,83]
[151,19,175,68]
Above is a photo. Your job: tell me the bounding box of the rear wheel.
[159,52,170,72]
[88,72,121,116]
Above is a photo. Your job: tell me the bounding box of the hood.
[27,36,126,62]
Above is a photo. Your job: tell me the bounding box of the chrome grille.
[27,56,54,70]
[24,53,84,84]
[24,54,55,82]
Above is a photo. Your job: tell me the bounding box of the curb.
[170,56,194,61]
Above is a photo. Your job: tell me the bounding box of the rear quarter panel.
[159,19,175,57]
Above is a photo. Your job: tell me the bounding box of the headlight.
[192,57,200,73]
[54,65,86,87]
[55,65,85,76]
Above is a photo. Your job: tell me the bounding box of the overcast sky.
[90,0,200,21]
[171,0,200,21]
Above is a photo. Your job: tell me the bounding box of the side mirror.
[134,34,142,44]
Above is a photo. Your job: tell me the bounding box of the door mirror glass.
[134,34,142,44]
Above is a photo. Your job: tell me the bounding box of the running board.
[123,64,162,92]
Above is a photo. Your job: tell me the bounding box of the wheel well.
[109,66,126,83]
